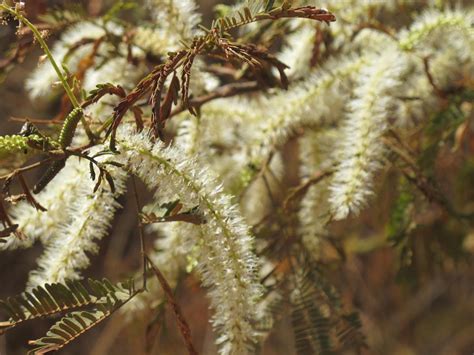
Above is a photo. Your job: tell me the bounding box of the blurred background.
[0,1,474,354]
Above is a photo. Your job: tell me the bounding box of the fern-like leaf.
[289,258,365,354]
[0,278,133,335]
[28,308,122,354]
[334,312,366,352]
[213,6,255,32]
[291,271,333,355]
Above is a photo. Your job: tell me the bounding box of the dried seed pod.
[33,159,66,194]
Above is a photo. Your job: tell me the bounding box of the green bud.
[0,134,40,161]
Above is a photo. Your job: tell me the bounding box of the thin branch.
[9,116,63,125]
[283,170,333,210]
[422,56,446,99]
[385,137,474,220]
[0,193,23,239]
[131,176,147,291]
[0,157,53,181]
[17,174,47,211]
[352,21,397,40]
[171,81,260,116]
[146,256,198,355]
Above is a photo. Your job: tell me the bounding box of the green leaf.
[0,278,134,335]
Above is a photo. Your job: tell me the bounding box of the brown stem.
[131,176,147,291]
[9,116,63,125]
[0,193,23,239]
[385,137,474,220]
[146,256,198,355]
[0,158,52,181]
[283,169,334,210]
[422,56,446,99]
[17,174,47,211]
[171,81,260,116]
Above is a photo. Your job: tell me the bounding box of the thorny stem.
[0,4,95,141]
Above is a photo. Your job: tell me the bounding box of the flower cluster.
[120,128,262,353]
[27,148,127,286]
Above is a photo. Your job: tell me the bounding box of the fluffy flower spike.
[120,128,262,354]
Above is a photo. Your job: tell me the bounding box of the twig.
[0,158,53,181]
[385,137,474,220]
[146,256,198,355]
[262,173,278,208]
[17,174,46,211]
[422,56,446,99]
[9,116,62,125]
[0,193,23,239]
[283,170,333,210]
[239,151,275,204]
[171,81,260,116]
[131,176,147,291]
[352,21,397,41]
[382,136,418,170]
